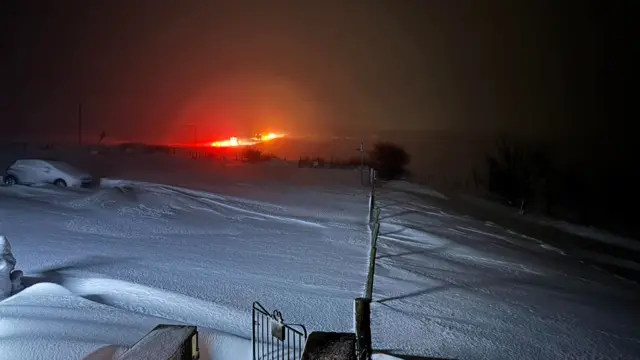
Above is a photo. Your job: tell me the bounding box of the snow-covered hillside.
[1,152,639,359]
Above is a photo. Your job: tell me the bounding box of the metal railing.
[252,301,308,360]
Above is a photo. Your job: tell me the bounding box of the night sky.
[0,1,629,144]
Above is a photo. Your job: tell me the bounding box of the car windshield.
[48,161,84,175]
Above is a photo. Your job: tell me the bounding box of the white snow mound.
[387,180,448,200]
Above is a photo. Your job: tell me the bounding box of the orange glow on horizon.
[260,133,285,141]
[210,137,241,147]
[210,132,286,148]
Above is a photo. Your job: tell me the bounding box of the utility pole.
[359,141,365,185]
[78,102,83,146]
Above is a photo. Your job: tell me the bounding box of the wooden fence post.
[365,218,380,299]
[354,297,372,360]
[368,169,377,224]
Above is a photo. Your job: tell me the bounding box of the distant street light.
[357,141,365,185]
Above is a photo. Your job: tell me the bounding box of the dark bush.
[144,145,172,154]
[298,156,328,168]
[262,152,277,160]
[369,141,411,180]
[328,156,365,169]
[486,139,528,205]
[241,147,264,162]
[485,137,562,215]
[481,137,640,237]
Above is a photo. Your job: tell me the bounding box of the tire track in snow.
[155,185,327,229]
[68,180,332,229]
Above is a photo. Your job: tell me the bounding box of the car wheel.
[54,179,67,187]
[4,175,17,186]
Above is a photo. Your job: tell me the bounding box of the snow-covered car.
[3,159,92,188]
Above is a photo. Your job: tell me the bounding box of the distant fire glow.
[259,133,285,141]
[210,137,241,147]
[210,133,286,148]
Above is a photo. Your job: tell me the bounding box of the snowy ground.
[450,194,640,283]
[1,151,639,359]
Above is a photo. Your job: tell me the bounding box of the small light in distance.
[210,133,286,147]
[260,133,285,141]
[210,137,240,147]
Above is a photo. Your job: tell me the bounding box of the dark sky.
[0,0,629,144]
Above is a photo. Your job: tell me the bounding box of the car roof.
[12,159,58,166]
[13,159,43,164]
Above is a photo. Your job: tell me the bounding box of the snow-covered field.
[1,151,639,360]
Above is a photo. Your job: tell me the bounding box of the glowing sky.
[0,1,627,144]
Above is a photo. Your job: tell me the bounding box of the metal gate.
[252,301,308,360]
